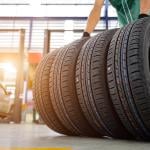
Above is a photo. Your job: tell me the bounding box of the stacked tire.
[107,17,150,140]
[33,17,150,140]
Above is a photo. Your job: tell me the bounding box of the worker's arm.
[83,0,104,37]
[138,0,150,18]
[140,0,150,14]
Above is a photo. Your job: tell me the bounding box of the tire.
[49,38,100,136]
[33,50,74,135]
[75,30,131,138]
[107,17,150,140]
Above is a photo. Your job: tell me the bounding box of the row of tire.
[33,17,150,140]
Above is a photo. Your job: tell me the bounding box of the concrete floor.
[0,124,150,150]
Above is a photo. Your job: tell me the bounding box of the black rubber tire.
[49,38,100,136]
[33,50,75,135]
[107,17,150,140]
[75,30,131,138]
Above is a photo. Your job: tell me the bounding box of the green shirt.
[109,0,140,26]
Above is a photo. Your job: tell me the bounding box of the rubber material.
[49,38,100,136]
[33,50,75,135]
[76,30,131,138]
[107,17,150,140]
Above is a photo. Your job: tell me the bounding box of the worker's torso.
[109,0,140,26]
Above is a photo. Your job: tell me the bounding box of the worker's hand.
[138,13,149,19]
[82,32,90,37]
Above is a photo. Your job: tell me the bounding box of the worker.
[83,0,150,37]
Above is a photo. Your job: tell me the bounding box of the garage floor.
[0,124,150,150]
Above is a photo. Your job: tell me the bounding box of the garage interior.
[0,0,150,150]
